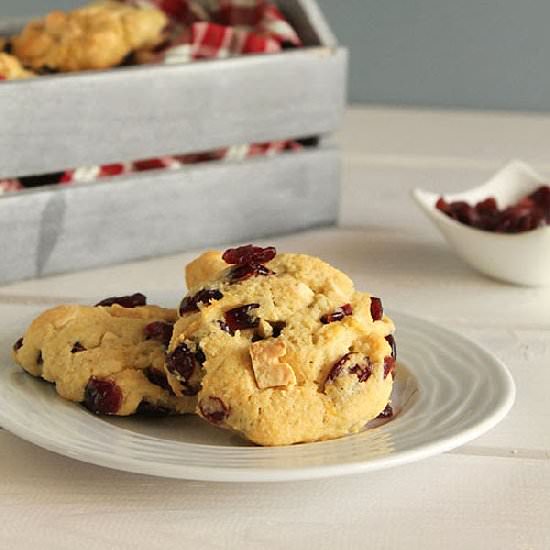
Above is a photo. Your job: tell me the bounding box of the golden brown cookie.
[12,1,167,72]
[12,294,195,416]
[165,246,396,446]
[0,52,35,80]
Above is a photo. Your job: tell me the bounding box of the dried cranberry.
[377,403,393,419]
[475,197,498,214]
[269,321,286,338]
[144,367,173,393]
[327,352,353,381]
[349,360,372,382]
[370,297,383,321]
[385,334,397,359]
[195,347,206,365]
[165,343,199,382]
[222,245,276,265]
[530,185,550,222]
[84,377,123,415]
[228,263,274,283]
[223,304,260,334]
[384,356,396,378]
[13,337,23,352]
[144,321,173,347]
[165,343,204,395]
[320,303,353,324]
[136,401,172,417]
[179,288,223,315]
[95,293,146,308]
[71,342,86,353]
[327,353,373,383]
[199,396,229,424]
[437,185,550,233]
[219,320,232,334]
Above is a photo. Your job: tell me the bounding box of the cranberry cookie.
[0,53,34,79]
[12,294,195,416]
[166,246,396,446]
[12,1,167,72]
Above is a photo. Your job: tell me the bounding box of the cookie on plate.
[12,1,167,72]
[0,53,35,80]
[12,294,195,416]
[165,246,397,446]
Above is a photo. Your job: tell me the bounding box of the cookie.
[165,245,396,446]
[0,53,35,80]
[12,1,167,72]
[12,294,195,416]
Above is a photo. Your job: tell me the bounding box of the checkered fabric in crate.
[0,0,303,192]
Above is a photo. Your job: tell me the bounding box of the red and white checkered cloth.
[1,0,303,192]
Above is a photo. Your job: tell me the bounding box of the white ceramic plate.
[0,307,515,482]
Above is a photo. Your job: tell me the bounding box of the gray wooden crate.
[0,0,346,284]
[0,0,346,177]
[0,146,340,283]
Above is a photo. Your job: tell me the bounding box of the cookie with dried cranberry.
[166,245,396,446]
[12,298,195,416]
[12,1,167,72]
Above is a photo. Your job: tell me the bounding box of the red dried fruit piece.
[136,401,172,417]
[71,342,86,353]
[13,337,23,352]
[95,293,146,308]
[84,377,123,415]
[349,360,373,383]
[144,367,174,394]
[377,403,393,419]
[228,263,274,283]
[222,244,276,265]
[320,303,353,324]
[384,356,396,378]
[437,185,550,233]
[327,352,352,381]
[497,205,543,233]
[223,304,260,334]
[165,343,205,396]
[475,197,498,214]
[144,321,173,347]
[199,396,229,424]
[385,334,397,359]
[166,343,199,382]
[179,288,223,315]
[327,353,372,383]
[370,297,383,321]
[436,197,450,212]
[529,185,550,222]
[269,320,287,338]
[219,320,232,334]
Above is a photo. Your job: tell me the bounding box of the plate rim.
[0,310,516,482]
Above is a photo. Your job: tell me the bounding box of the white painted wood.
[0,431,547,550]
[337,106,550,169]
[1,107,550,548]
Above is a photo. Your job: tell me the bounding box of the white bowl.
[412,160,550,287]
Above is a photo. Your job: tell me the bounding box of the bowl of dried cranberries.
[412,160,550,286]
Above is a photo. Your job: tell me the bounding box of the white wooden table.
[1,107,549,549]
